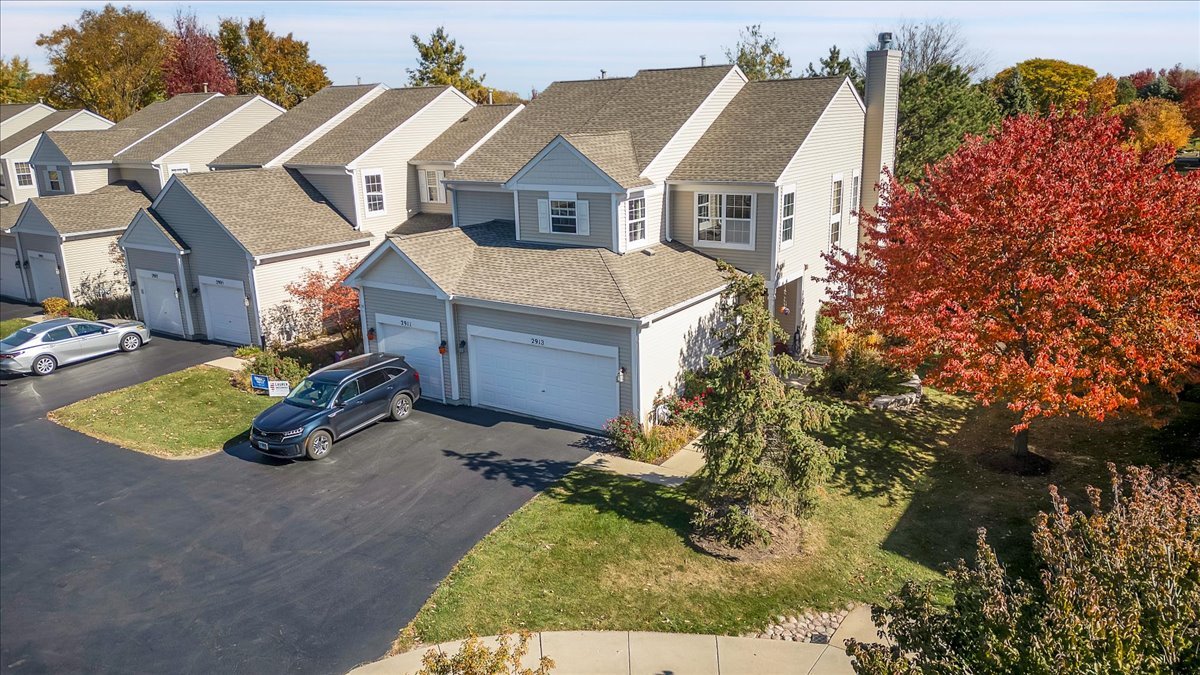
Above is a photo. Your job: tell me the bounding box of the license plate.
[256,440,269,450]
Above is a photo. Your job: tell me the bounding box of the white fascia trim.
[503,135,624,193]
[65,109,115,127]
[63,227,126,240]
[668,180,777,190]
[642,66,747,180]
[149,179,255,258]
[452,104,525,165]
[347,88,470,170]
[775,80,864,187]
[639,285,727,327]
[175,254,196,336]
[342,238,449,298]
[149,95,280,164]
[360,279,441,296]
[512,190,520,240]
[114,93,223,157]
[452,296,639,327]
[441,180,508,192]
[246,256,264,347]
[253,238,371,264]
[123,242,188,255]
[289,165,354,176]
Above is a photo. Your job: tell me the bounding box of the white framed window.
[550,199,577,233]
[829,175,844,248]
[363,171,385,214]
[627,197,646,243]
[695,192,754,249]
[15,162,33,187]
[168,164,190,176]
[536,193,589,235]
[45,166,63,192]
[780,190,795,247]
[850,170,861,224]
[419,169,446,204]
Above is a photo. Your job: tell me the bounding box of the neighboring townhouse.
[0,103,56,140]
[8,183,150,303]
[1,205,25,299]
[345,39,900,432]
[7,93,284,303]
[119,169,371,344]
[1,108,113,205]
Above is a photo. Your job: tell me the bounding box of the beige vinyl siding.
[353,92,475,240]
[253,244,368,327]
[152,184,255,342]
[641,68,747,183]
[454,304,633,413]
[518,190,613,247]
[51,112,112,133]
[2,149,40,205]
[361,285,453,401]
[862,52,900,221]
[14,230,65,299]
[359,247,440,291]
[775,84,865,350]
[62,233,126,301]
[126,247,188,332]
[637,293,722,422]
[297,171,357,225]
[119,166,163,196]
[70,167,112,194]
[162,98,282,171]
[0,106,55,141]
[669,186,774,276]
[454,188,513,226]
[514,143,614,189]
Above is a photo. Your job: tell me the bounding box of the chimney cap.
[877,32,895,50]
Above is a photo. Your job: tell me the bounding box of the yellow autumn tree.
[1119,98,1194,151]
[994,58,1096,112]
[1088,74,1118,114]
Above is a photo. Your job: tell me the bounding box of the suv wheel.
[390,393,413,421]
[32,355,57,376]
[305,430,333,460]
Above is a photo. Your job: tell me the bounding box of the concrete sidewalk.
[579,447,705,487]
[350,630,855,674]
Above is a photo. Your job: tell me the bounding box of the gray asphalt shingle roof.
[0,204,20,232]
[388,220,729,319]
[173,168,370,256]
[560,131,653,188]
[411,104,521,164]
[117,95,259,162]
[26,182,150,235]
[389,212,454,237]
[0,103,42,123]
[670,77,849,183]
[211,84,381,167]
[42,93,221,163]
[0,109,88,152]
[286,87,449,167]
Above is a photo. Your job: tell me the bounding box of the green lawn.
[0,317,34,339]
[403,390,1192,649]
[51,366,276,458]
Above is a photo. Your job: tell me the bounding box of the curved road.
[0,329,591,673]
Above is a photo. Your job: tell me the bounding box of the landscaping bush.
[811,308,836,355]
[653,388,708,427]
[232,350,309,392]
[84,294,134,320]
[604,413,640,457]
[233,345,264,359]
[42,297,69,317]
[65,305,98,321]
[818,325,906,401]
[632,422,699,464]
[416,630,552,675]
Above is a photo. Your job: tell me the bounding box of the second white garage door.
[136,269,184,335]
[467,325,619,430]
[0,247,26,299]
[199,276,252,345]
[376,314,444,401]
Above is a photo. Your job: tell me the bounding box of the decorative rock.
[870,391,922,411]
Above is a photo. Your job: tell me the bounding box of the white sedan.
[0,317,151,375]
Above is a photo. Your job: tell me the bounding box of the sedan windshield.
[1,329,38,350]
[285,379,339,408]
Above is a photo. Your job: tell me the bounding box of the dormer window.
[363,171,385,214]
[45,166,63,192]
[627,197,646,243]
[550,200,577,233]
[536,192,590,235]
[420,169,446,204]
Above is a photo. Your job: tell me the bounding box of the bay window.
[696,192,753,248]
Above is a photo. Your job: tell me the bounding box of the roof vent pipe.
[877,32,895,50]
[488,89,493,104]
[700,54,707,66]
[600,69,606,80]
[202,82,208,93]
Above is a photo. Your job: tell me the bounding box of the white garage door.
[136,269,184,335]
[376,314,444,401]
[200,276,252,345]
[0,247,26,299]
[27,250,63,302]
[468,325,619,430]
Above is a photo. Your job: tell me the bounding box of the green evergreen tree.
[407,26,487,103]
[896,63,1002,182]
[996,67,1034,117]
[1137,75,1180,101]
[1115,77,1138,105]
[804,45,863,92]
[724,24,792,81]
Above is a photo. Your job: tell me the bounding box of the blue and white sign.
[250,374,269,390]
[268,380,291,397]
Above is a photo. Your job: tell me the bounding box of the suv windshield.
[1,329,38,349]
[285,378,339,408]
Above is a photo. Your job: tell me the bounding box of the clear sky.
[1,1,1197,94]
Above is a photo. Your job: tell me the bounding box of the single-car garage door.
[136,269,184,335]
[27,250,64,302]
[376,314,444,401]
[467,325,619,430]
[0,247,26,299]
[200,276,252,345]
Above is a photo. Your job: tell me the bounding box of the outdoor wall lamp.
[438,340,448,355]
[21,260,29,268]
[191,287,199,295]
[243,296,250,307]
[457,339,467,354]
[367,326,376,341]
[617,367,626,383]
[129,280,137,288]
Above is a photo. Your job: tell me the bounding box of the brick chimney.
[860,32,901,245]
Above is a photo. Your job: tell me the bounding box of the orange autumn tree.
[284,258,361,347]
[822,111,1200,460]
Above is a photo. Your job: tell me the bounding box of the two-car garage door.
[467,325,619,431]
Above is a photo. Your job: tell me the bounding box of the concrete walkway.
[351,630,855,674]
[203,356,249,372]
[579,446,705,487]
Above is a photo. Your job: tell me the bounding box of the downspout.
[175,252,194,336]
[663,181,672,242]
[444,298,460,401]
[356,284,370,353]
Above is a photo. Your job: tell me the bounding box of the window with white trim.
[780,191,795,245]
[627,197,646,243]
[829,177,844,247]
[696,192,753,247]
[550,199,577,233]
[15,162,33,187]
[363,171,385,213]
[850,172,861,223]
[421,169,445,203]
[45,166,63,192]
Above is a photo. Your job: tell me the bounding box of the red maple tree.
[822,111,1200,457]
[285,259,361,346]
[162,11,236,96]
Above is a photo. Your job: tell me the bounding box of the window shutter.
[537,198,550,233]
[436,171,447,203]
[417,170,429,201]
[577,200,590,236]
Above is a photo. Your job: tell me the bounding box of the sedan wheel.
[32,355,57,376]
[305,430,333,460]
[120,334,142,352]
[390,393,413,421]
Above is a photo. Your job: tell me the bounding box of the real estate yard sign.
[250,374,269,390]
[268,380,290,397]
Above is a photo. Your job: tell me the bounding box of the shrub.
[65,305,98,321]
[604,413,640,456]
[818,326,905,401]
[632,422,699,464]
[232,350,309,392]
[811,308,836,355]
[653,389,708,427]
[416,630,552,675]
[85,294,134,320]
[233,345,264,359]
[42,297,69,317]
[847,464,1200,674]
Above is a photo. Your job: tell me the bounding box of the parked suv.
[249,352,420,460]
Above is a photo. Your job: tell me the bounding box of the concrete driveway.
[0,331,593,673]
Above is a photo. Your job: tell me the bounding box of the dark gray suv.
[249,352,421,460]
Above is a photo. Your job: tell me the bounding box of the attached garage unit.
[375,314,445,402]
[27,250,65,301]
[199,276,252,345]
[120,209,195,337]
[135,269,185,335]
[0,245,26,299]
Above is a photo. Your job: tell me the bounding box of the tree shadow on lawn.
[441,449,585,492]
